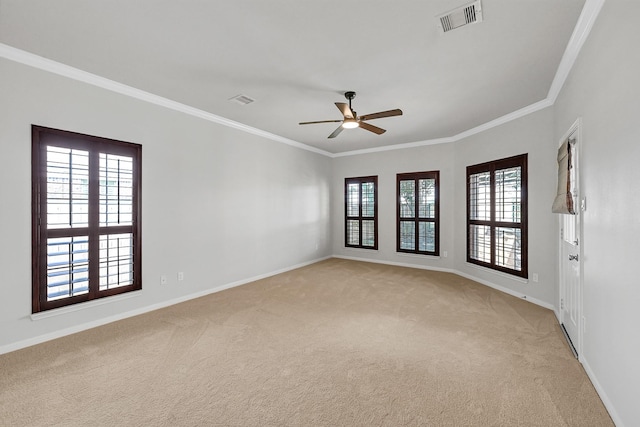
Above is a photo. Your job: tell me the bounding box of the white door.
[559,130,582,358]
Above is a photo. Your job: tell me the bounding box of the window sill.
[465,262,529,284]
[344,246,379,252]
[31,290,143,321]
[396,252,441,260]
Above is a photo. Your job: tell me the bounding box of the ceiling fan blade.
[335,102,354,119]
[299,119,343,125]
[328,125,344,139]
[359,121,386,135]
[359,109,403,121]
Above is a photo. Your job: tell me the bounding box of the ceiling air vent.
[228,94,255,105]
[437,1,483,34]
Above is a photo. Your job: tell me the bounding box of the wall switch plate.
[178,272,184,281]
[160,275,168,285]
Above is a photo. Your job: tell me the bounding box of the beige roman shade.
[552,138,575,214]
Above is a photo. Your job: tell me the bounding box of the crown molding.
[332,98,553,158]
[0,0,603,159]
[333,0,604,158]
[547,0,606,103]
[0,43,333,158]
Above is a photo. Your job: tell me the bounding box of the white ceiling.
[0,0,586,154]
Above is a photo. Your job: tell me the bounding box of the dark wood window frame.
[32,125,142,313]
[396,171,440,256]
[344,176,378,250]
[466,154,528,278]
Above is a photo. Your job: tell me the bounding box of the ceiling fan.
[299,91,403,139]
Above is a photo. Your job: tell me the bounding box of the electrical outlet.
[160,275,167,285]
[532,273,539,283]
[178,272,184,281]
[443,251,448,258]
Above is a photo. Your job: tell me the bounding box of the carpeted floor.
[0,258,613,426]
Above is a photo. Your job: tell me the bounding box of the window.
[397,171,439,255]
[467,154,527,278]
[32,125,142,313]
[345,176,378,249]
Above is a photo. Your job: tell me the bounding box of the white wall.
[332,108,558,307]
[0,58,332,352]
[453,108,558,306]
[554,1,640,424]
[332,142,456,272]
[3,2,639,422]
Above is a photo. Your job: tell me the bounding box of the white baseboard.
[2,254,622,426]
[1,255,553,354]
[333,255,555,311]
[581,356,624,427]
[453,270,554,311]
[333,254,455,273]
[0,256,331,355]
[335,256,628,423]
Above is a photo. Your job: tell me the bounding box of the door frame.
[558,117,584,360]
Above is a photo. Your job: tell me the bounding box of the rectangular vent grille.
[438,1,483,33]
[228,94,255,105]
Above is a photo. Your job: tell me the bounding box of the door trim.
[558,117,584,361]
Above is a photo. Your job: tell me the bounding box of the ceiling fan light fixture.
[342,119,359,129]
[299,91,402,139]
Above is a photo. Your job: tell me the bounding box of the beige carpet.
[0,259,612,426]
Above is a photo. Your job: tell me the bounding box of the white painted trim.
[0,256,331,355]
[453,99,553,141]
[547,0,607,103]
[0,0,604,159]
[553,300,624,427]
[465,261,530,284]
[333,255,553,311]
[559,116,583,145]
[581,356,625,427]
[395,252,441,260]
[0,43,333,158]
[343,247,379,253]
[332,137,454,158]
[30,290,143,321]
[557,117,584,359]
[333,99,553,157]
[454,269,553,311]
[333,254,454,273]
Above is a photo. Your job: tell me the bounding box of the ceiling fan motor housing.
[298,90,402,138]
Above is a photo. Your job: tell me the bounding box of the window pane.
[418,179,435,218]
[419,222,436,252]
[469,224,491,263]
[362,220,375,247]
[345,176,377,250]
[347,183,359,217]
[399,221,415,250]
[362,182,375,217]
[347,220,360,245]
[46,236,89,301]
[100,153,134,226]
[99,233,134,290]
[399,180,415,218]
[46,147,89,229]
[469,171,490,221]
[495,166,521,223]
[495,227,522,271]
